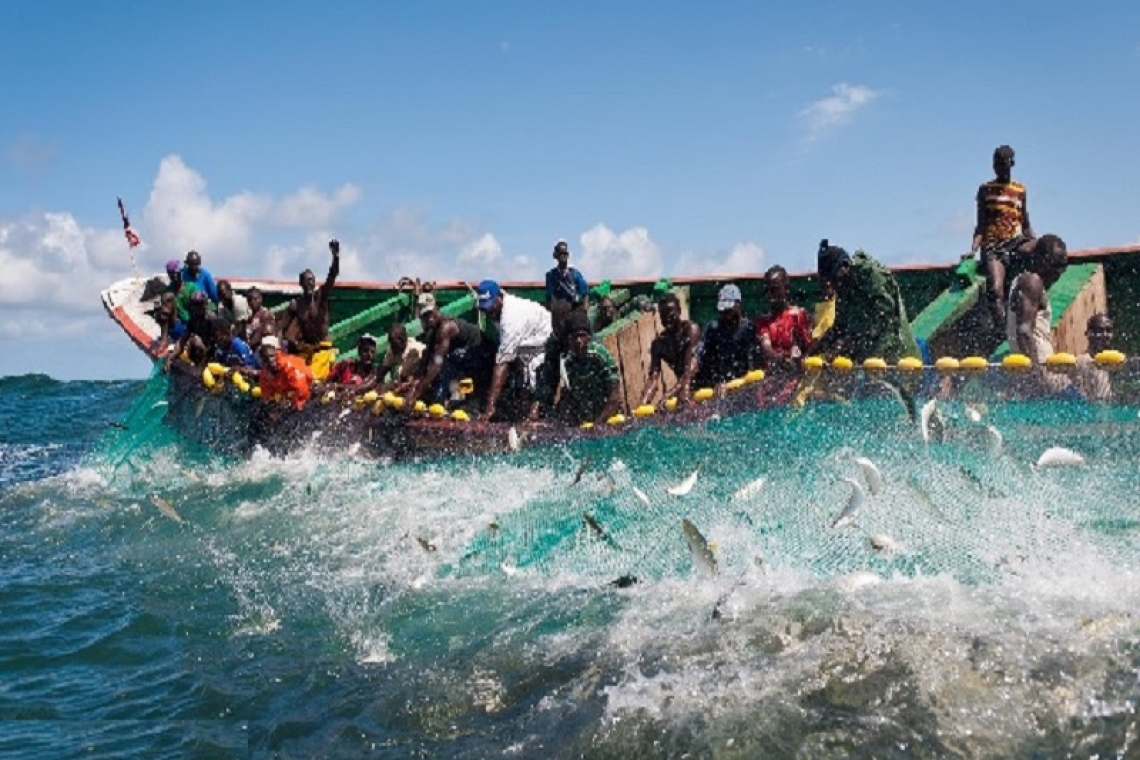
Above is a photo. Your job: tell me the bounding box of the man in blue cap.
[476,279,552,421]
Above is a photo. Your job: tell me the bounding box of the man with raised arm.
[279,239,340,377]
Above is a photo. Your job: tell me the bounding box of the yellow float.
[692,387,715,402]
[743,369,765,384]
[606,413,626,425]
[1095,349,1127,369]
[896,357,923,372]
[1044,352,1078,374]
[450,409,470,422]
[960,356,988,373]
[633,404,656,418]
[427,403,446,419]
[803,356,825,372]
[1002,353,1033,372]
[862,357,888,372]
[664,397,679,412]
[934,357,960,374]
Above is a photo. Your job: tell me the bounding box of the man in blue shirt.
[545,240,589,312]
[180,250,220,304]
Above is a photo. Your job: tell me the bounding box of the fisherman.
[256,336,314,410]
[545,239,589,312]
[278,239,340,379]
[163,290,216,370]
[813,241,920,363]
[755,266,813,371]
[1075,313,1114,402]
[549,310,622,425]
[593,295,618,333]
[1006,235,1071,402]
[639,292,700,408]
[532,300,580,418]
[216,279,251,332]
[477,279,553,421]
[694,283,759,391]
[243,286,276,350]
[405,294,493,408]
[164,259,201,323]
[151,292,186,355]
[180,250,220,304]
[376,322,425,394]
[209,317,260,369]
[326,333,381,390]
[973,145,1037,328]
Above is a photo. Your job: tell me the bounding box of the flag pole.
[117,197,142,281]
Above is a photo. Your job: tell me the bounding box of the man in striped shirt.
[972,145,1037,328]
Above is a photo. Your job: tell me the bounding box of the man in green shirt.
[549,310,622,425]
[814,241,919,363]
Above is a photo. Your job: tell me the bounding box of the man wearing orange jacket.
[256,336,314,409]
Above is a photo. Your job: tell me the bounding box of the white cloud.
[458,233,503,266]
[676,241,766,276]
[577,224,664,280]
[799,83,879,140]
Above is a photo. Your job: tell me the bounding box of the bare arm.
[1021,192,1035,240]
[483,362,509,420]
[972,186,984,252]
[1011,273,1046,358]
[639,351,663,406]
[674,322,701,400]
[595,377,622,424]
[406,323,454,405]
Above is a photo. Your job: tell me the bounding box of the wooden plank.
[618,313,653,409]
[1053,264,1107,355]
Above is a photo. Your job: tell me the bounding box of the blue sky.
[2,1,1139,379]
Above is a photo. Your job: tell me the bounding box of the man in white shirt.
[476,279,552,421]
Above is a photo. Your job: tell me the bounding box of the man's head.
[657,292,681,330]
[417,292,437,316]
[764,265,790,310]
[817,241,852,292]
[357,333,378,364]
[1029,234,1068,287]
[259,335,281,367]
[1086,313,1114,355]
[209,315,233,347]
[166,259,181,283]
[387,322,409,356]
[553,239,570,268]
[598,296,617,322]
[476,279,503,320]
[299,268,317,294]
[184,250,202,277]
[716,283,743,326]
[217,279,233,304]
[247,287,263,311]
[564,310,593,355]
[993,145,1015,182]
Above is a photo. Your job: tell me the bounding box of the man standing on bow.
[544,239,589,312]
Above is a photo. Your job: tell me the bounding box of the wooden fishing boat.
[101,245,1140,458]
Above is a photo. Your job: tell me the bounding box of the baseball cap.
[165,259,181,273]
[417,292,437,313]
[717,284,742,311]
[260,336,281,350]
[476,280,501,311]
[358,333,378,347]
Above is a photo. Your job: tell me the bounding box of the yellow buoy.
[413,400,427,413]
[724,377,746,391]
[580,421,595,429]
[633,404,656,418]
[606,413,626,425]
[692,387,715,402]
[960,356,988,373]
[458,378,475,395]
[897,356,924,372]
[450,409,470,422]
[252,386,262,399]
[863,357,888,372]
[321,390,336,405]
[1044,352,1078,374]
[201,367,216,389]
[427,403,446,419]
[831,356,854,372]
[361,390,378,404]
[206,362,227,377]
[230,371,244,385]
[935,357,960,374]
[803,356,825,372]
[386,396,405,410]
[1002,353,1033,372]
[743,369,765,384]
[664,397,679,412]
[1095,349,1127,369]
[236,380,250,394]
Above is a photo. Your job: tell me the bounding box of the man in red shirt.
[754,265,812,371]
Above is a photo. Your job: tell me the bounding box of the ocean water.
[4,372,1140,759]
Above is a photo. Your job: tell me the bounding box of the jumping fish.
[150,494,184,524]
[507,426,521,452]
[868,533,899,554]
[1036,446,1086,468]
[571,458,589,486]
[920,399,943,444]
[416,536,437,552]
[681,518,718,578]
[583,514,621,550]
[631,485,652,507]
[831,477,866,529]
[852,457,884,496]
[982,424,1003,455]
[668,467,701,497]
[731,477,766,502]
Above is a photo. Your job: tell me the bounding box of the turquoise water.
[4,372,1140,758]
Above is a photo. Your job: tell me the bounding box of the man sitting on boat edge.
[541,310,622,426]
[640,292,700,409]
[973,145,1037,331]
[694,283,760,395]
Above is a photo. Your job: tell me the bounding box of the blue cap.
[476,280,501,311]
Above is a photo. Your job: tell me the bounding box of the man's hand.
[329,239,340,256]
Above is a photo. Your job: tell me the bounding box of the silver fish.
[668,467,701,497]
[831,477,866,529]
[920,399,943,444]
[731,477,766,502]
[631,485,651,507]
[507,426,521,452]
[852,457,883,496]
[1036,446,1085,468]
[982,424,1003,455]
[681,518,718,578]
[150,494,183,524]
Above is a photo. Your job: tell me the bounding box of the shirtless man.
[243,287,276,350]
[639,293,700,408]
[973,145,1037,328]
[377,322,425,394]
[1075,313,1114,402]
[405,296,492,408]
[279,239,340,356]
[1007,235,1069,395]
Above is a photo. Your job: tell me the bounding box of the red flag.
[117,197,141,248]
